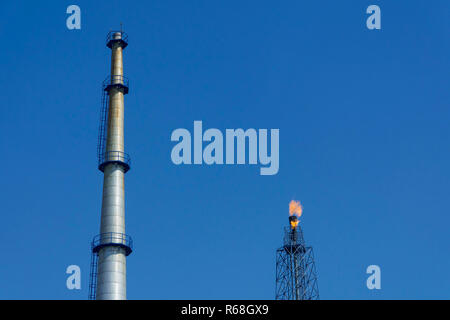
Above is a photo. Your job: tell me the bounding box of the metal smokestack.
[89,29,133,300]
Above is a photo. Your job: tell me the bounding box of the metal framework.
[275,224,319,300]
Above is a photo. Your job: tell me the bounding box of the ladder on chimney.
[88,251,98,300]
[97,86,109,166]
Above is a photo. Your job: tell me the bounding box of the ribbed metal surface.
[100,166,125,235]
[96,32,128,300]
[96,246,127,299]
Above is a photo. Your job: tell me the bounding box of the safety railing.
[102,75,129,94]
[106,31,128,48]
[98,150,131,172]
[92,232,133,256]
[103,75,129,88]
[283,226,305,246]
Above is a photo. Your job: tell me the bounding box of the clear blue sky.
[0,1,449,299]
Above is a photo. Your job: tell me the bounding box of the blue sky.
[0,1,449,299]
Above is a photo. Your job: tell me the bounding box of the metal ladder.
[88,251,98,300]
[97,87,109,165]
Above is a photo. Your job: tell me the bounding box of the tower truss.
[275,219,319,300]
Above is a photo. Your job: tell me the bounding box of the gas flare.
[289,200,302,229]
[289,200,302,217]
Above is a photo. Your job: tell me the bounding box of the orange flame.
[289,200,303,217]
[289,200,302,229]
[290,219,299,229]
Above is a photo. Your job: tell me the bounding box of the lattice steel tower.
[275,203,319,300]
[89,30,133,300]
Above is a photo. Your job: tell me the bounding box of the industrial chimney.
[89,30,133,300]
[275,201,319,300]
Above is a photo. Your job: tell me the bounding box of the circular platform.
[92,232,133,256]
